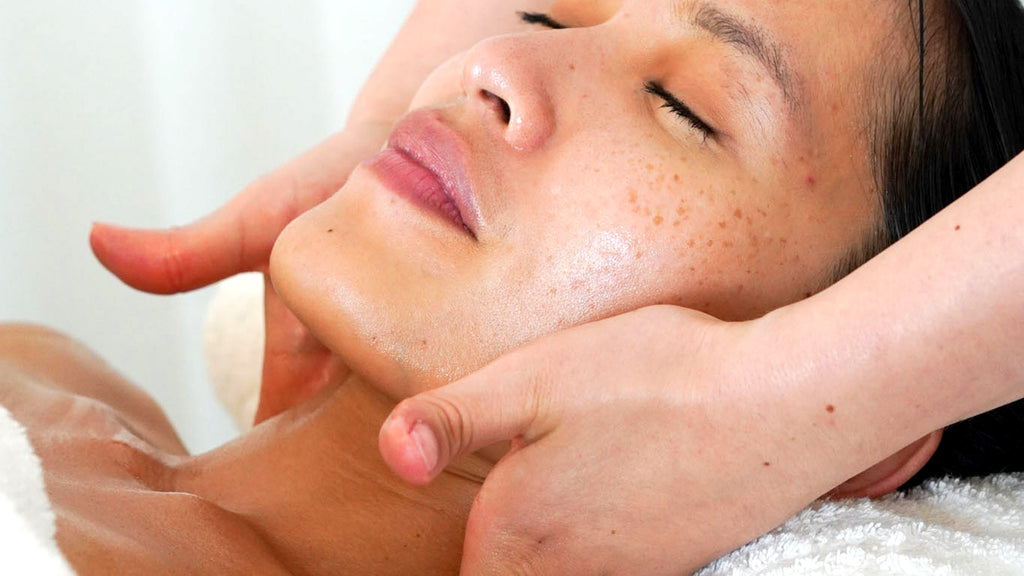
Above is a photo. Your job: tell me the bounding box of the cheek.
[527,151,825,321]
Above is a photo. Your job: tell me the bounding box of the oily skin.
[271,0,891,401]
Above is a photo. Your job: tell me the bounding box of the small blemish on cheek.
[826,404,836,413]
[733,209,743,219]
[327,228,334,233]
[955,225,962,231]
[718,221,727,229]
[763,461,771,467]
[805,174,816,188]
[653,216,664,226]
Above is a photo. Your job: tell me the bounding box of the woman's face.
[272,0,895,396]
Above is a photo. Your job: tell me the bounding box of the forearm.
[759,151,1024,482]
[345,0,552,131]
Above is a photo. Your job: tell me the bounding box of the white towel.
[698,474,1024,575]
[0,404,76,576]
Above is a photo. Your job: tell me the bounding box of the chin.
[268,180,496,399]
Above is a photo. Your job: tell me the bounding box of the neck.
[174,375,487,576]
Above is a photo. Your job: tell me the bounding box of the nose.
[462,35,556,152]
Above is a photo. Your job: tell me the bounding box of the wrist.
[744,293,948,491]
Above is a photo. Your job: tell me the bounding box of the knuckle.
[427,394,475,460]
[160,235,190,293]
[520,362,564,438]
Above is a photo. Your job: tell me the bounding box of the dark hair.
[868,0,1024,486]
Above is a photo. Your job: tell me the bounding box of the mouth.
[366,111,479,238]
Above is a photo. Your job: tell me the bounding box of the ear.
[828,430,943,499]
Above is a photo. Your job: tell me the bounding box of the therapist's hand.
[90,124,387,422]
[379,305,849,576]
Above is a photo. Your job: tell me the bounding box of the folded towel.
[698,474,1024,575]
[0,404,76,575]
[205,273,1024,575]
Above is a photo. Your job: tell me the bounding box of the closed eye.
[644,81,715,142]
[518,11,567,29]
[520,12,715,143]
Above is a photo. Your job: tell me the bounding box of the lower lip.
[367,148,468,232]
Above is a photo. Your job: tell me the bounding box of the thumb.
[89,130,362,294]
[379,355,558,486]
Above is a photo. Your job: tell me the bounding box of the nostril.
[481,89,511,125]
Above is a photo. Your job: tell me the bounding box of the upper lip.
[385,110,481,237]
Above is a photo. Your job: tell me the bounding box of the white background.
[0,1,416,452]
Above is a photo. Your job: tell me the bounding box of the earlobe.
[828,430,943,499]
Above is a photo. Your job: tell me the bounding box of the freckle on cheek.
[806,174,816,188]
[653,216,664,226]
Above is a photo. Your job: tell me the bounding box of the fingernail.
[410,421,439,475]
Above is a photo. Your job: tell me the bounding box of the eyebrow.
[685,2,802,110]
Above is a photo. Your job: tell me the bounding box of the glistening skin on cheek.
[270,0,882,394]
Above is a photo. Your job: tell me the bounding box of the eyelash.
[518,11,566,29]
[644,82,715,141]
[518,11,715,142]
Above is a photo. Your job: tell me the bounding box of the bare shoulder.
[0,322,187,456]
[0,324,294,575]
